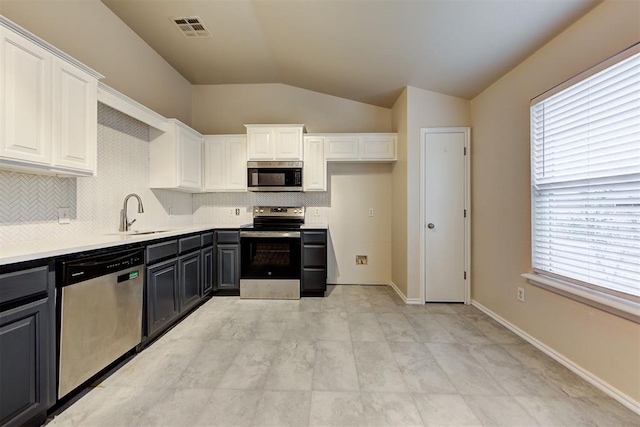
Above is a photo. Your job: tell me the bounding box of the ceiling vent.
[171,16,211,38]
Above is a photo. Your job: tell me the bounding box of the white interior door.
[423,128,469,302]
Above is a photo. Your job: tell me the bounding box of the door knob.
[427,223,435,229]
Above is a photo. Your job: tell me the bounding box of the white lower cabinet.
[150,119,203,192]
[303,136,326,191]
[0,18,101,176]
[203,135,247,192]
[324,133,396,161]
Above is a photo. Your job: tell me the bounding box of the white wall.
[326,163,392,285]
[192,83,392,135]
[392,87,471,300]
[470,0,640,403]
[0,104,193,243]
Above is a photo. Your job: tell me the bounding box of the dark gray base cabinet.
[179,252,201,312]
[201,246,213,296]
[301,230,328,296]
[146,258,179,336]
[0,265,54,427]
[214,231,240,294]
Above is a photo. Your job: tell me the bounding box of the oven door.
[239,231,301,299]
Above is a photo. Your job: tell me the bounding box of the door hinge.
[464,147,467,155]
[464,209,467,218]
[464,271,467,280]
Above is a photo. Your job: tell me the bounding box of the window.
[529,43,639,314]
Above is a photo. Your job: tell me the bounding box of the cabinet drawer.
[0,266,48,304]
[303,246,326,268]
[302,268,326,293]
[146,240,178,265]
[216,231,239,244]
[201,232,214,247]
[302,231,326,245]
[179,235,201,254]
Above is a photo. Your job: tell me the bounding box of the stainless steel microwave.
[247,161,303,192]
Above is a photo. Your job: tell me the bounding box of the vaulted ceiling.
[101,0,600,107]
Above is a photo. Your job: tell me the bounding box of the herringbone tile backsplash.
[0,103,193,243]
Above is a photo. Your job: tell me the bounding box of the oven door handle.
[240,231,301,239]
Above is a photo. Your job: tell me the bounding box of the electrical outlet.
[229,208,234,216]
[368,208,374,217]
[314,208,320,217]
[356,255,368,265]
[235,208,240,216]
[58,207,70,225]
[517,287,525,302]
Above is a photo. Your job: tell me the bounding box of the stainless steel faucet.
[120,193,144,232]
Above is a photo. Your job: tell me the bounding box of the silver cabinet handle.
[427,223,435,229]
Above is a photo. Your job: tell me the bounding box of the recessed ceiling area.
[100,0,600,107]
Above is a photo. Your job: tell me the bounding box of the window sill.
[521,273,640,324]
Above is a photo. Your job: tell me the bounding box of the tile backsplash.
[192,192,330,226]
[0,103,192,243]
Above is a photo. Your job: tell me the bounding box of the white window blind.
[530,44,640,299]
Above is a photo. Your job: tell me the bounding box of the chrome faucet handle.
[127,218,137,229]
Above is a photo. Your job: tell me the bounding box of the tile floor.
[47,285,639,426]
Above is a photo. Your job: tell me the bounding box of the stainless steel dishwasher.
[58,247,144,398]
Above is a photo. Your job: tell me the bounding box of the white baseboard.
[389,281,423,305]
[471,299,640,415]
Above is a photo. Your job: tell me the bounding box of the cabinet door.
[204,135,247,192]
[226,136,247,190]
[177,127,203,190]
[0,298,51,427]
[0,29,52,166]
[216,244,240,290]
[179,252,201,312]
[146,259,179,335]
[274,127,303,160]
[246,127,273,160]
[360,135,396,160]
[201,246,213,295]
[302,269,326,293]
[52,59,97,174]
[325,136,359,160]
[303,137,326,191]
[203,136,225,191]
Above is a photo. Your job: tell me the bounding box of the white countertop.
[0,224,224,266]
[0,223,329,266]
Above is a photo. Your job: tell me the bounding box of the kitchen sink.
[105,229,172,236]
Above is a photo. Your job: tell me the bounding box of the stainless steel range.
[240,206,305,299]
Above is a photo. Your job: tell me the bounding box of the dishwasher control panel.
[63,248,144,286]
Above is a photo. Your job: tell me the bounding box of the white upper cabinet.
[245,125,304,160]
[52,59,98,173]
[359,134,396,160]
[0,17,102,176]
[324,133,396,162]
[203,135,247,192]
[325,136,360,160]
[149,119,203,192]
[303,136,326,191]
